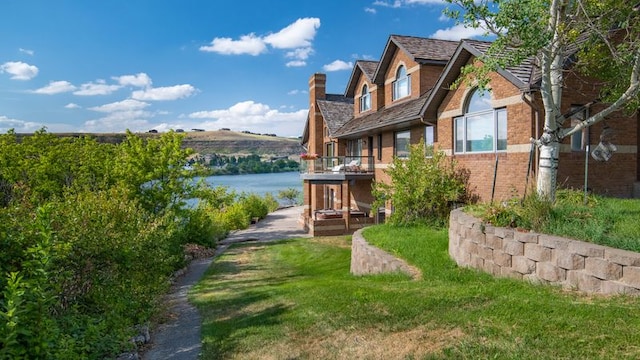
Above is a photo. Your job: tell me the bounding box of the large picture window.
[360,84,371,112]
[454,89,507,153]
[394,130,410,158]
[392,65,410,101]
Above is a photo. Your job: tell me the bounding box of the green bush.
[278,187,301,206]
[181,204,228,248]
[238,193,269,220]
[216,203,250,230]
[263,192,280,212]
[372,142,471,227]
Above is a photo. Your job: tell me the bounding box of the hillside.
[27,130,305,157]
[181,130,304,156]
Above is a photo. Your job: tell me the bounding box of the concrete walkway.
[143,206,309,360]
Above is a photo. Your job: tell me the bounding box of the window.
[454,89,507,153]
[392,65,410,100]
[347,138,362,157]
[360,84,371,112]
[325,142,334,158]
[377,134,382,161]
[569,105,587,151]
[394,130,411,158]
[425,125,435,157]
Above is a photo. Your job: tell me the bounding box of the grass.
[467,191,640,252]
[191,227,640,359]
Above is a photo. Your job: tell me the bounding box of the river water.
[199,171,303,198]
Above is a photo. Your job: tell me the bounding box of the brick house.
[300,34,639,236]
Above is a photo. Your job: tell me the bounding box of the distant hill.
[34,130,304,157]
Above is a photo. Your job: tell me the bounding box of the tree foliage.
[445,0,640,199]
[0,129,281,358]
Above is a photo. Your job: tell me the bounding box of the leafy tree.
[372,142,469,226]
[278,187,301,206]
[112,130,194,214]
[445,0,640,200]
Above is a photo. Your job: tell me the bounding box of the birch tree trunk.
[536,0,565,201]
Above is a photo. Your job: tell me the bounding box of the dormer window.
[360,84,371,112]
[392,65,410,101]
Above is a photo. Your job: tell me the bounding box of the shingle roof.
[334,94,429,138]
[463,39,536,86]
[317,95,354,137]
[345,60,380,98]
[374,35,459,84]
[358,60,378,81]
[391,35,460,62]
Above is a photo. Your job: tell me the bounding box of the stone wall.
[449,208,640,295]
[350,229,421,279]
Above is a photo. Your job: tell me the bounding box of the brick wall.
[449,208,640,295]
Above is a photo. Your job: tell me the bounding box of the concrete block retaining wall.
[350,229,421,279]
[449,208,640,295]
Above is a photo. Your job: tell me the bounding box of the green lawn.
[192,227,640,359]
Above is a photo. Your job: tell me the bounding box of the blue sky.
[0,0,484,137]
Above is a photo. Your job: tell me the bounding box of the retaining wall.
[449,208,640,295]
[350,229,421,279]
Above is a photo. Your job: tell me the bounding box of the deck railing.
[299,156,374,174]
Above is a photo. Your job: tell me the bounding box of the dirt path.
[142,206,309,360]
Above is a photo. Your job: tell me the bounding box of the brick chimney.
[307,73,326,156]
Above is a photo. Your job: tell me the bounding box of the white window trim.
[454,108,507,154]
[392,66,411,101]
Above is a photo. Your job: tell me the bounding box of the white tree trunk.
[536,141,560,200]
[536,0,565,201]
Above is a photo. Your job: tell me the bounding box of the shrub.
[181,203,228,248]
[216,203,250,230]
[372,142,470,227]
[263,192,280,212]
[238,193,269,220]
[277,188,301,206]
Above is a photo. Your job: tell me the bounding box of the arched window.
[392,65,410,100]
[454,89,507,153]
[360,83,371,112]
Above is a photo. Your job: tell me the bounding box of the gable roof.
[300,94,353,145]
[420,39,536,120]
[333,94,429,138]
[373,35,459,84]
[318,95,354,137]
[345,60,379,97]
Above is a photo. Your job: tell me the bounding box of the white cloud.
[0,61,39,80]
[351,53,376,61]
[114,73,152,88]
[286,47,314,61]
[286,60,307,67]
[200,18,321,67]
[200,33,267,56]
[323,60,353,72]
[365,7,377,13]
[65,103,81,109]
[431,24,486,41]
[19,48,34,56]
[287,89,307,95]
[132,84,196,101]
[84,110,152,133]
[32,80,76,95]
[89,99,150,113]
[263,18,321,49]
[188,100,307,137]
[74,79,121,96]
[372,0,445,7]
[0,115,42,133]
